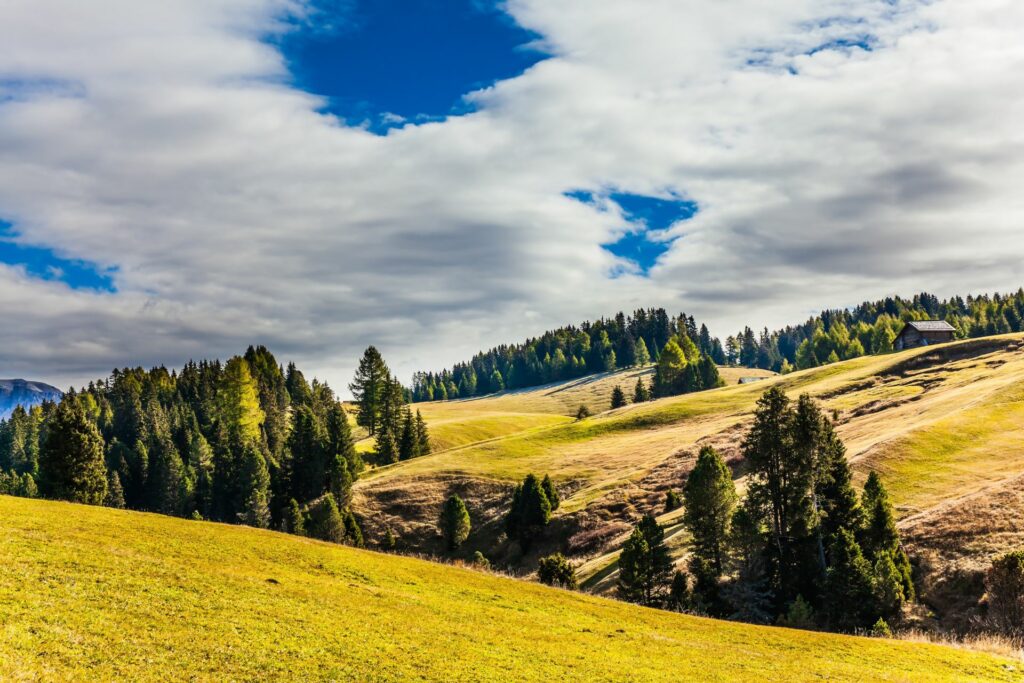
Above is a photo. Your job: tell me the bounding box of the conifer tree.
[824,529,877,631]
[39,399,107,505]
[652,339,687,397]
[343,507,364,547]
[683,446,737,576]
[349,346,389,436]
[398,409,418,460]
[238,442,271,528]
[633,376,651,403]
[541,474,559,511]
[308,493,345,542]
[217,357,265,445]
[375,428,398,465]
[860,472,914,600]
[414,410,431,455]
[440,494,471,550]
[284,498,305,535]
[610,385,628,409]
[617,515,673,606]
[504,473,552,550]
[635,337,651,366]
[105,470,126,509]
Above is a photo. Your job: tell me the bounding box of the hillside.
[0,495,1018,681]
[351,334,1024,626]
[0,378,61,419]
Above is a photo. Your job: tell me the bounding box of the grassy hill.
[351,335,1024,624]
[0,495,1019,681]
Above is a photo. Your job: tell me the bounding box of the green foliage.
[472,551,490,570]
[984,550,1024,637]
[349,346,389,437]
[541,474,560,511]
[504,473,552,550]
[825,530,877,632]
[667,571,691,612]
[633,376,651,403]
[610,385,628,409]
[778,595,816,630]
[537,553,577,589]
[664,489,681,512]
[617,515,673,606]
[860,472,914,601]
[284,498,305,536]
[440,494,471,550]
[575,404,591,420]
[683,446,737,576]
[307,494,346,543]
[635,337,651,366]
[39,399,107,505]
[105,471,126,509]
[218,357,265,445]
[870,618,893,638]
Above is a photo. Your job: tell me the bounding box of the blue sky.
[0,222,115,292]
[280,0,546,131]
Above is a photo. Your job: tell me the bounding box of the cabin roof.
[902,320,956,333]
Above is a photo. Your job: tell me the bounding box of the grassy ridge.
[0,495,1019,681]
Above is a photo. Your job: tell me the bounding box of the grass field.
[350,335,1024,617]
[0,495,1019,682]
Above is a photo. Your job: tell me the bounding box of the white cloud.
[1,0,1023,392]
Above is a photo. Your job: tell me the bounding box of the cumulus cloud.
[0,0,1022,391]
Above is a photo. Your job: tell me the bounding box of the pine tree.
[398,409,418,460]
[633,376,651,403]
[610,385,628,409]
[349,346,389,436]
[238,442,271,528]
[824,529,877,631]
[284,498,306,535]
[667,571,691,612]
[414,410,431,455]
[343,508,364,547]
[308,493,345,542]
[375,428,398,465]
[287,404,327,503]
[504,473,552,550]
[683,446,737,576]
[105,470,126,508]
[39,399,108,505]
[860,472,913,601]
[617,515,673,606]
[541,474,559,511]
[652,339,687,398]
[440,494,471,550]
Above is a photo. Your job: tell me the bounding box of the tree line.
[728,289,1024,373]
[0,345,429,547]
[410,308,727,402]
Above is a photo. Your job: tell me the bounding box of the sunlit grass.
[0,496,1018,682]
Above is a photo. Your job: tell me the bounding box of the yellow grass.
[0,495,1019,682]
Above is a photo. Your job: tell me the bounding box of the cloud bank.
[1,0,1022,391]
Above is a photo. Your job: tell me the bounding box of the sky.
[1,0,1023,393]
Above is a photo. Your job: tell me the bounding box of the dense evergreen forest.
[727,289,1024,373]
[414,290,1024,401]
[411,308,727,402]
[0,345,427,545]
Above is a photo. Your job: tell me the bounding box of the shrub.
[870,618,892,638]
[537,553,577,589]
[575,404,591,420]
[440,494,471,550]
[985,550,1024,637]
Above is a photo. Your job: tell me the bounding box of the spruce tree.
[414,410,431,455]
[217,357,265,445]
[343,508,364,547]
[308,493,345,542]
[284,498,306,535]
[440,494,471,550]
[860,472,914,600]
[376,428,398,465]
[105,470,126,509]
[504,473,552,550]
[398,409,418,460]
[683,446,737,576]
[349,346,389,436]
[610,385,628,409]
[541,474,559,511]
[824,529,877,631]
[39,399,108,505]
[617,515,673,606]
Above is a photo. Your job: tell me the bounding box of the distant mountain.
[0,379,63,419]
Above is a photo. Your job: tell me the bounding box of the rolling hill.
[351,334,1024,626]
[0,495,1018,681]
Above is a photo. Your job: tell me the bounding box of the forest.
[0,345,427,546]
[414,290,1024,400]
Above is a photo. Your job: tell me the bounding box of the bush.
[986,550,1024,637]
[664,490,681,512]
[870,618,892,638]
[537,553,577,589]
[575,404,591,420]
[778,595,816,630]
[473,551,490,570]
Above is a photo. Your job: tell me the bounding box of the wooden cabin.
[894,320,956,351]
